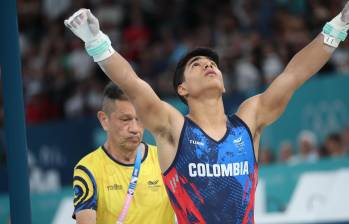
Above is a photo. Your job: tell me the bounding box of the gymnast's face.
[98,100,144,151]
[178,56,225,103]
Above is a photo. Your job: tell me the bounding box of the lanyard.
[116,145,143,224]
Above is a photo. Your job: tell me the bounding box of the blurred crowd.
[259,126,349,165]
[0,0,349,165]
[9,0,349,124]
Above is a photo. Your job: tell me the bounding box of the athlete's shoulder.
[75,147,104,169]
[228,113,248,127]
[143,143,161,163]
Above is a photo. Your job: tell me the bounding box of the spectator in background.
[8,0,348,127]
[64,79,104,118]
[64,84,86,117]
[42,0,71,21]
[342,126,349,154]
[322,133,346,158]
[122,2,150,63]
[67,38,95,81]
[293,130,319,163]
[25,84,60,124]
[262,43,284,84]
[259,147,275,165]
[278,141,295,164]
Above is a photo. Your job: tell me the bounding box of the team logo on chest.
[233,136,245,153]
[147,179,161,191]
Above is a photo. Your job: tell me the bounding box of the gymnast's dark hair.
[173,47,220,105]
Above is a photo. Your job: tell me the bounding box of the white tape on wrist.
[322,13,349,48]
[322,34,341,48]
[85,31,115,62]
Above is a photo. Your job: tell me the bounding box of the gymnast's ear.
[177,83,189,99]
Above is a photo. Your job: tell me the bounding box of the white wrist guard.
[322,13,349,48]
[85,31,115,62]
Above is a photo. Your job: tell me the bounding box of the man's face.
[178,56,225,101]
[299,139,312,155]
[99,100,144,151]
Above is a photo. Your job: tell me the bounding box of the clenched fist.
[64,9,115,62]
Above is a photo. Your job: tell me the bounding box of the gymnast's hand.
[64,9,100,43]
[64,9,115,62]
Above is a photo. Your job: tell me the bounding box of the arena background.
[0,0,349,223]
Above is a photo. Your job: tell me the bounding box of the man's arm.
[76,210,96,224]
[237,3,349,135]
[238,34,334,129]
[73,165,97,224]
[64,9,183,139]
[97,52,183,135]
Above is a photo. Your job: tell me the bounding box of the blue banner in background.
[0,117,102,192]
[27,117,101,187]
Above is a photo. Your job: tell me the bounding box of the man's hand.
[64,9,100,43]
[64,9,115,62]
[322,1,349,48]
